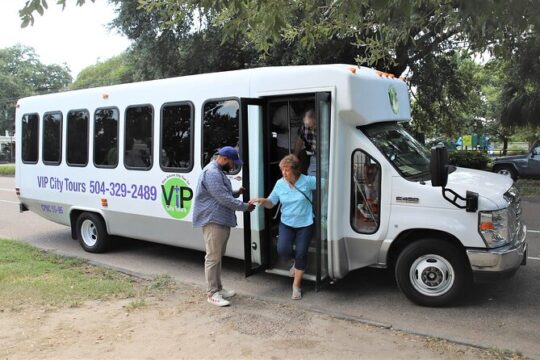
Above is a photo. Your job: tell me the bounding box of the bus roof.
[17,64,410,126]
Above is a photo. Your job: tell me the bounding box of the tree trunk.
[502,138,508,156]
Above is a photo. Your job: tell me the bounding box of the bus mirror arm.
[431,145,478,212]
[441,188,479,213]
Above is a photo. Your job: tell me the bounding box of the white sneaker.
[219,288,236,299]
[207,292,230,307]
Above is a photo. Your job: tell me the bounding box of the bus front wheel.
[395,239,469,307]
[76,212,110,253]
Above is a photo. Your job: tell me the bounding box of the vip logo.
[388,85,399,114]
[161,175,193,219]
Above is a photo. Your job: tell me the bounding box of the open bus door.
[314,92,331,290]
[241,98,269,276]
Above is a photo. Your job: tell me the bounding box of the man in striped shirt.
[193,146,255,307]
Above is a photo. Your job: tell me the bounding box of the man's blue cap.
[218,146,243,166]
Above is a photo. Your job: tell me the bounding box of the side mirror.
[431,145,448,188]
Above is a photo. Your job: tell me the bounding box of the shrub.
[449,151,489,170]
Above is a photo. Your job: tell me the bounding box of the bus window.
[67,109,89,166]
[351,150,381,234]
[43,111,62,165]
[125,105,153,170]
[160,102,193,172]
[21,113,39,163]
[202,99,239,172]
[94,107,119,168]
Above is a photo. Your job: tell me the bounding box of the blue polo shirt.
[268,175,316,228]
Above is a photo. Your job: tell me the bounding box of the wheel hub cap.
[81,219,98,247]
[410,255,455,297]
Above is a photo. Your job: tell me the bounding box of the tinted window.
[125,105,153,169]
[161,103,193,171]
[43,112,62,164]
[94,108,119,167]
[67,110,89,166]
[21,113,39,163]
[202,99,239,168]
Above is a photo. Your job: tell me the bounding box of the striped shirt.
[193,161,248,228]
[298,125,317,154]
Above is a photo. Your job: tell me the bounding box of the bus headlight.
[479,209,511,248]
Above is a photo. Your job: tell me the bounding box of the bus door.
[314,92,331,290]
[241,98,269,276]
[265,93,331,290]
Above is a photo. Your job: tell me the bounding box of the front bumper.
[466,224,527,278]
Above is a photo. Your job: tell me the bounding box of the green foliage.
[18,0,540,137]
[71,53,135,89]
[449,151,489,170]
[0,45,71,135]
[0,164,15,176]
[411,52,486,137]
[19,0,95,27]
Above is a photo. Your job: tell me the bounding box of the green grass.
[516,179,540,198]
[0,239,174,310]
[0,164,15,176]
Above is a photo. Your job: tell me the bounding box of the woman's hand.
[249,198,264,205]
[249,197,274,209]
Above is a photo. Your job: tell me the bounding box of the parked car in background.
[492,140,540,180]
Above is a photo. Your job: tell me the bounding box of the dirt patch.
[0,283,522,359]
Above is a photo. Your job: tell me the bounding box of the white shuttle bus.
[15,64,528,306]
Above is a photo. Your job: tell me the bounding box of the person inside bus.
[193,146,255,307]
[294,109,317,176]
[357,162,380,222]
[249,154,316,300]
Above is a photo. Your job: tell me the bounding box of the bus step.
[265,268,317,282]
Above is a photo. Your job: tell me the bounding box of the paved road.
[1,176,539,357]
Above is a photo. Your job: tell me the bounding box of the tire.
[395,239,469,307]
[494,165,518,181]
[76,212,110,253]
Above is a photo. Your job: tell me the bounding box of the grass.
[515,179,540,198]
[0,164,15,176]
[0,239,175,310]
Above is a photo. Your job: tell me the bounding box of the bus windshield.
[363,123,431,181]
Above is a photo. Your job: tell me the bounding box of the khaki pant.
[202,223,231,296]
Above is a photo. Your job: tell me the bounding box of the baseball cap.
[218,146,243,166]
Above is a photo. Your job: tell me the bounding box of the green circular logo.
[161,176,193,219]
[389,86,399,114]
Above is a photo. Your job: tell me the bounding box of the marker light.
[101,198,108,207]
[101,94,109,100]
[349,67,357,74]
[15,188,20,196]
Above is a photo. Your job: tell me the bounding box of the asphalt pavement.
[1,176,539,358]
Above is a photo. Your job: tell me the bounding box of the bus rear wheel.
[395,239,469,307]
[76,212,110,253]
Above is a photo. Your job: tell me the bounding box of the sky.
[0,0,132,78]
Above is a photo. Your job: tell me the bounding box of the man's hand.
[237,187,246,194]
[247,203,256,212]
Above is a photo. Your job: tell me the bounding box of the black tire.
[494,165,518,181]
[76,212,110,253]
[395,239,469,307]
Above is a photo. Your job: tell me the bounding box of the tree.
[71,53,135,89]
[500,37,540,129]
[20,0,539,135]
[0,45,72,135]
[410,52,488,138]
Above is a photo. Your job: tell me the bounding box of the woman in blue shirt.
[250,154,316,300]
